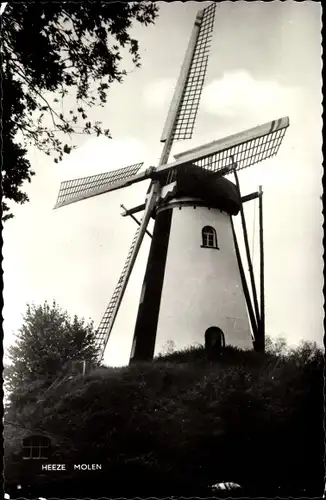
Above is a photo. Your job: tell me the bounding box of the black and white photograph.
[2,1,323,498]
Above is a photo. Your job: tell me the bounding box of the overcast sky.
[3,1,323,367]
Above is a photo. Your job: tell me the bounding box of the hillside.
[4,340,324,498]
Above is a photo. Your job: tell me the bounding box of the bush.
[4,338,323,498]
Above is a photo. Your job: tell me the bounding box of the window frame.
[22,435,51,460]
[201,225,219,250]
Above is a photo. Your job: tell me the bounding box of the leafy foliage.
[4,301,101,496]
[5,300,99,400]
[4,337,323,498]
[1,2,158,220]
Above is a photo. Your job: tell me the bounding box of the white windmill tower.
[54,3,289,364]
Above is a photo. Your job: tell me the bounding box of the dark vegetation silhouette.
[4,300,99,485]
[4,300,99,396]
[4,331,324,498]
[1,2,158,221]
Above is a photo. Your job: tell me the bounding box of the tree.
[159,340,176,356]
[5,300,100,399]
[1,2,158,221]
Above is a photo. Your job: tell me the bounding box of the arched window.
[22,435,51,460]
[201,226,219,249]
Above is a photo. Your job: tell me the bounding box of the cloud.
[58,136,149,180]
[142,71,301,139]
[0,3,8,16]
[142,78,175,111]
[202,70,299,124]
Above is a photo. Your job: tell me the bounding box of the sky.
[3,1,323,367]
[0,3,7,16]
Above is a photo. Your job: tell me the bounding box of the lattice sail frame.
[168,116,290,176]
[193,124,287,173]
[172,2,216,141]
[94,224,142,359]
[54,163,143,208]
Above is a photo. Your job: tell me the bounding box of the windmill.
[54,3,289,364]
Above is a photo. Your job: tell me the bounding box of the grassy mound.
[4,340,324,498]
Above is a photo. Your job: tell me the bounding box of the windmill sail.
[157,116,290,178]
[94,225,141,360]
[187,117,289,174]
[95,183,160,362]
[172,2,216,141]
[54,162,144,209]
[95,4,217,360]
[161,2,216,144]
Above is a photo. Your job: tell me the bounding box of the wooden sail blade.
[54,162,145,209]
[94,224,142,359]
[94,183,160,362]
[192,125,289,174]
[168,116,290,175]
[160,2,216,144]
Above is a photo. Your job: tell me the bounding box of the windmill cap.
[157,162,241,215]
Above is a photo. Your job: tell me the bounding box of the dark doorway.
[205,326,225,359]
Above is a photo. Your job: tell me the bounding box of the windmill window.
[22,435,51,460]
[201,226,219,249]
